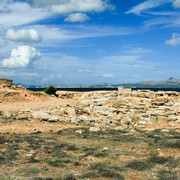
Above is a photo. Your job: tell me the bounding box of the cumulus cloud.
[5,29,42,44]
[126,0,172,14]
[2,46,41,68]
[166,33,180,46]
[64,13,89,22]
[30,0,113,14]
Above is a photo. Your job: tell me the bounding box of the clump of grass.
[165,157,180,169]
[156,170,178,180]
[78,146,100,160]
[28,155,40,163]
[108,129,128,134]
[65,144,79,151]
[17,167,40,177]
[147,154,170,164]
[52,149,69,158]
[45,159,72,167]
[160,140,180,148]
[63,174,76,180]
[88,162,125,179]
[7,143,20,150]
[0,136,7,144]
[33,177,53,180]
[0,156,5,164]
[25,136,45,150]
[167,129,180,138]
[0,149,18,166]
[93,151,108,158]
[126,160,153,171]
[78,172,99,179]
[113,134,137,142]
[146,129,180,148]
[73,161,81,166]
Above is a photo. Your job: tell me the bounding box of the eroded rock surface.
[1,88,179,131]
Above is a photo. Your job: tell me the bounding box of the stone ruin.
[0,78,13,87]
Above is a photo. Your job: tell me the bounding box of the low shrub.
[44,86,57,95]
[126,160,153,171]
[46,159,67,167]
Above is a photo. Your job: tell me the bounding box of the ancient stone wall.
[0,78,13,86]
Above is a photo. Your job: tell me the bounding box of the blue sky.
[0,0,180,85]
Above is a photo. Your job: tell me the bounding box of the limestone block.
[67,107,76,116]
[80,100,93,106]
[121,117,132,125]
[89,127,100,132]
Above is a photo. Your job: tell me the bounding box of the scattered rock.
[89,127,101,132]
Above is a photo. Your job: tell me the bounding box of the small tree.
[44,85,57,95]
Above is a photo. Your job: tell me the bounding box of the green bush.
[44,86,57,95]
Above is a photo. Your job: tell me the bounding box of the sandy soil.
[0,98,78,111]
[0,119,81,134]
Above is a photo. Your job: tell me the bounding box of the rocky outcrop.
[0,78,13,87]
[1,88,180,131]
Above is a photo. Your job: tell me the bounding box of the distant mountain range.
[18,77,180,89]
[140,77,180,85]
[119,77,180,89]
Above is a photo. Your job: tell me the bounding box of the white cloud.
[103,55,140,64]
[93,73,115,78]
[50,75,54,79]
[0,69,15,77]
[5,29,42,44]
[0,2,50,27]
[31,0,113,14]
[173,0,180,8]
[2,46,41,68]
[78,68,92,73]
[19,72,39,77]
[27,25,131,48]
[123,48,153,55]
[166,33,180,46]
[58,74,62,78]
[126,0,172,15]
[64,13,89,22]
[102,73,115,78]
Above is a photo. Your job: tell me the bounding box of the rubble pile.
[1,88,180,130]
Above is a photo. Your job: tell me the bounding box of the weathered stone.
[0,78,13,86]
[51,110,65,116]
[67,107,76,116]
[32,110,50,119]
[71,117,81,123]
[80,99,93,106]
[121,117,132,125]
[113,126,124,131]
[89,127,100,132]
[75,129,83,134]
[118,87,131,93]
[3,111,12,117]
[46,116,59,122]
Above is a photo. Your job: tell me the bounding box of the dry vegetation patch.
[0,126,179,180]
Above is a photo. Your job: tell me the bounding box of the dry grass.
[0,127,179,179]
